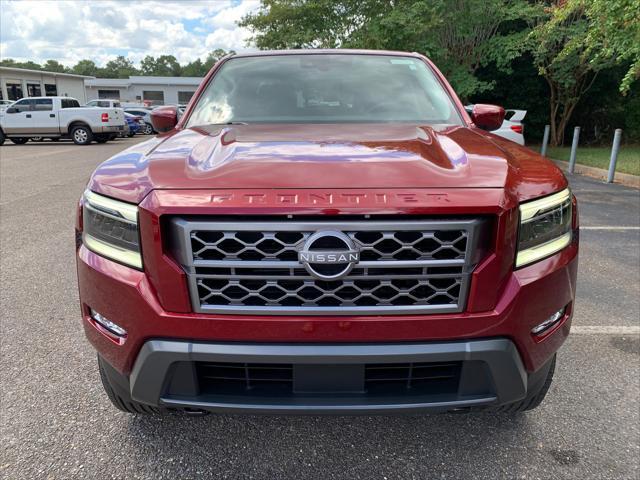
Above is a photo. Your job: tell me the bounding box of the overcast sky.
[0,0,260,66]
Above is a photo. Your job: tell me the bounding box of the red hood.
[89,124,566,204]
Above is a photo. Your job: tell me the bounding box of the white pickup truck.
[0,97,125,145]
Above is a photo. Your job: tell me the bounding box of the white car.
[466,105,526,145]
[495,109,526,145]
[85,99,123,109]
[0,96,125,145]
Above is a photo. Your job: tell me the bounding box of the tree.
[102,55,139,78]
[140,55,182,76]
[182,58,206,76]
[529,1,617,146]
[240,0,540,100]
[576,0,639,94]
[70,59,100,77]
[0,58,43,70]
[203,49,234,71]
[43,59,67,73]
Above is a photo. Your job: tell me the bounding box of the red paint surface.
[471,104,506,131]
[150,105,178,133]
[77,50,579,378]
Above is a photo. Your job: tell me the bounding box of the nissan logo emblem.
[298,231,360,280]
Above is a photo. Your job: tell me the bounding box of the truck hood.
[90,124,566,203]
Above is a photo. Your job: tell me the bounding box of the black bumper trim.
[129,339,527,414]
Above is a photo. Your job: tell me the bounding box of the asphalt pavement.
[1,137,638,480]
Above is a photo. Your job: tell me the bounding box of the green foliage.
[140,55,182,76]
[240,0,541,100]
[529,1,619,145]
[102,55,139,78]
[69,59,101,77]
[181,58,206,77]
[545,145,640,176]
[42,59,67,73]
[239,0,636,144]
[0,59,45,70]
[472,53,549,142]
[203,49,234,71]
[0,49,233,80]
[576,0,640,94]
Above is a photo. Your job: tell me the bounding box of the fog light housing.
[90,309,127,344]
[532,308,565,335]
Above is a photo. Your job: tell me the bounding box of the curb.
[551,159,639,189]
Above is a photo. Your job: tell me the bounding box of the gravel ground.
[1,137,639,480]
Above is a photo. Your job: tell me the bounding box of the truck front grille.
[169,219,485,315]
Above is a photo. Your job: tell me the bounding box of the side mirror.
[470,104,505,131]
[6,107,17,114]
[150,105,178,133]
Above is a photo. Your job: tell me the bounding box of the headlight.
[82,190,142,269]
[516,188,572,268]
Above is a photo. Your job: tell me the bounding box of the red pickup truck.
[76,50,578,415]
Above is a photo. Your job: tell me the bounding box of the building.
[85,76,204,106]
[0,67,93,102]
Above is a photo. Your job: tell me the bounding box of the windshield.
[186,54,463,127]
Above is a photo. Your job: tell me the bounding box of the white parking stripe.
[572,326,640,334]
[581,226,640,230]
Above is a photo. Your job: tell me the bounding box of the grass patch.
[543,145,640,176]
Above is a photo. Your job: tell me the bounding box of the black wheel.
[71,125,93,145]
[496,354,556,412]
[10,137,29,144]
[143,123,154,135]
[98,356,161,414]
[31,136,43,142]
[127,132,135,138]
[0,130,5,146]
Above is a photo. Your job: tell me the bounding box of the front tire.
[98,356,160,414]
[496,354,556,412]
[71,125,93,145]
[10,137,29,145]
[143,123,154,135]
[0,130,5,146]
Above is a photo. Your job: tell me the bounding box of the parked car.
[466,105,526,145]
[0,97,125,145]
[77,50,578,416]
[124,107,155,134]
[120,112,142,137]
[86,99,123,109]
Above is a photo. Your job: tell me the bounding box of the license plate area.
[293,364,365,394]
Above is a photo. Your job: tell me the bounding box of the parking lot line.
[0,146,80,160]
[572,326,640,334]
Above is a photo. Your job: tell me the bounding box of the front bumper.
[78,241,577,376]
[109,338,530,413]
[97,125,125,133]
[77,187,579,413]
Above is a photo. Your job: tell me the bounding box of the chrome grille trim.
[169,219,485,315]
